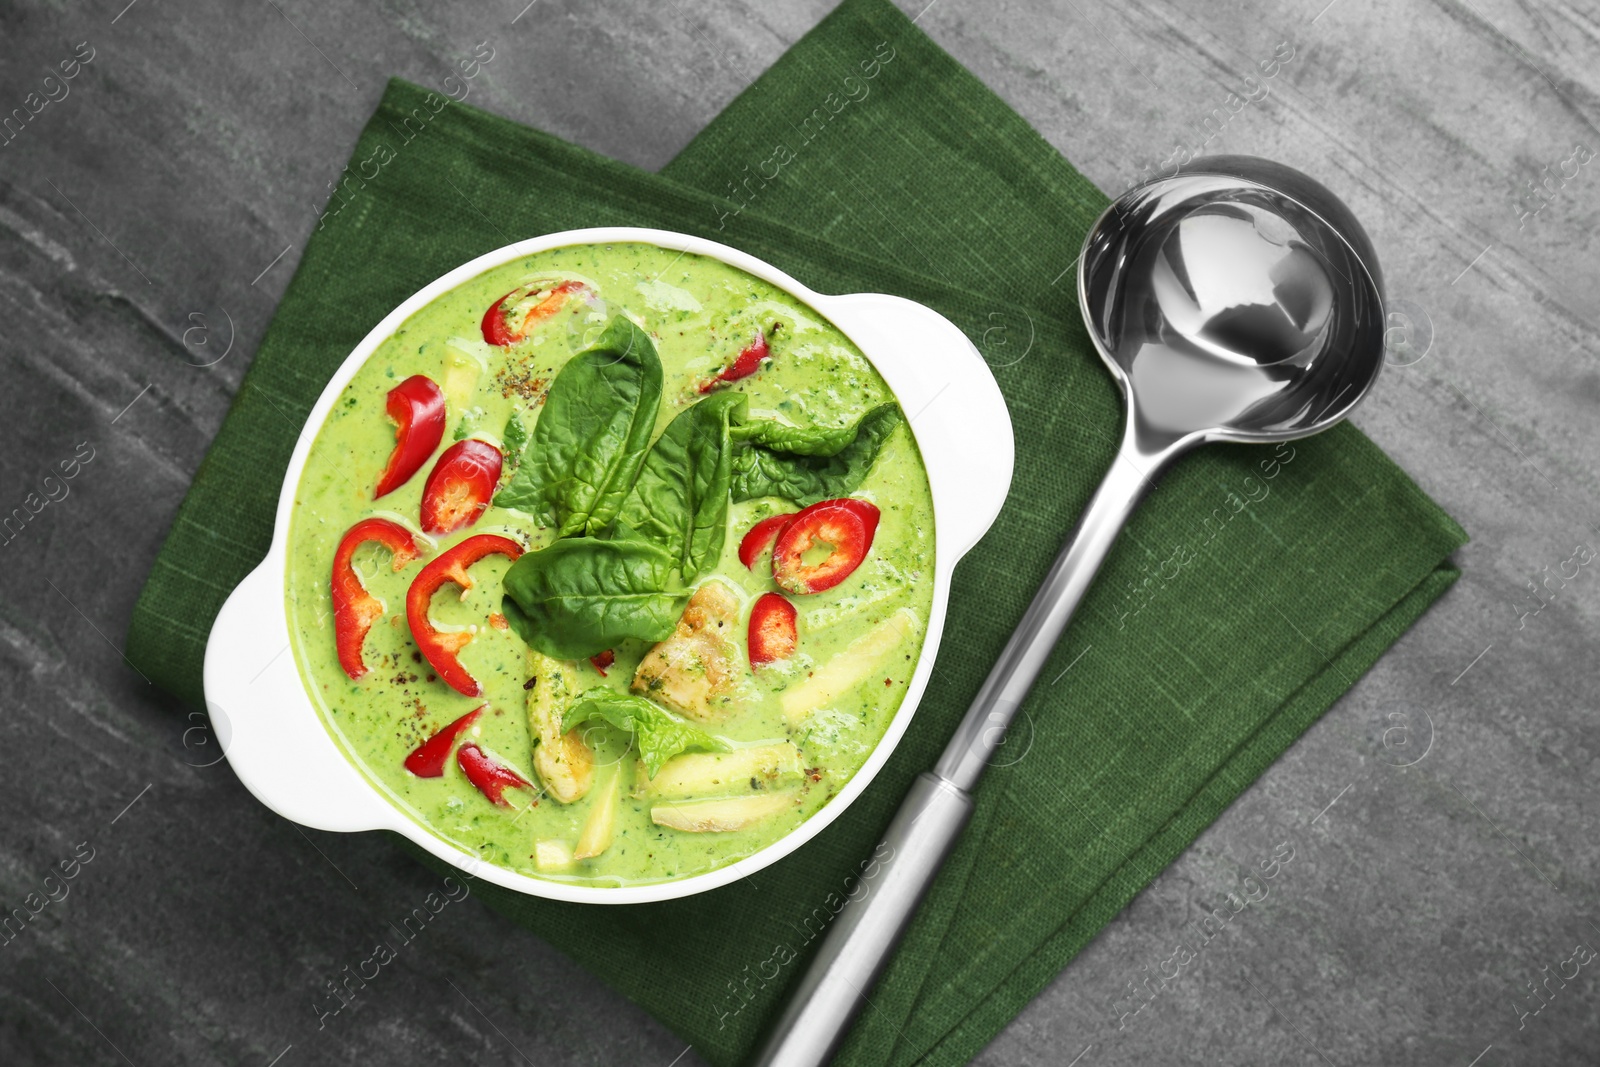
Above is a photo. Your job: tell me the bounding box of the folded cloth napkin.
[127,0,1466,1062]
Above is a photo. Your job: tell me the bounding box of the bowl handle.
[203,553,402,833]
[814,292,1015,560]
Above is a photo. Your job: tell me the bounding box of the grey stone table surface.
[1,0,1596,1064]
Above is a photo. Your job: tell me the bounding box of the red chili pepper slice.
[374,375,447,499]
[332,517,425,680]
[738,512,797,569]
[481,280,587,346]
[699,328,770,393]
[770,498,881,595]
[589,649,615,676]
[406,534,524,697]
[403,705,484,778]
[420,439,503,535]
[457,743,533,807]
[748,593,798,666]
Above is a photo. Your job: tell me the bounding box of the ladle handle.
[750,429,1177,1067]
[934,436,1168,791]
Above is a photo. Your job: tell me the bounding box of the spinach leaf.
[731,415,862,456]
[562,688,728,777]
[501,537,685,659]
[451,406,488,441]
[502,411,529,471]
[493,317,663,535]
[730,402,903,506]
[613,391,745,581]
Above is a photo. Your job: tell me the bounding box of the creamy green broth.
[285,243,935,887]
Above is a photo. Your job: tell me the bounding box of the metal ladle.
[752,156,1386,1067]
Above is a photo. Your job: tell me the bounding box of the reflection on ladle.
[1145,206,1337,368]
[1115,203,1343,432]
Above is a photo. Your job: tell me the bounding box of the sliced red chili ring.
[699,327,770,393]
[826,497,880,542]
[481,280,587,346]
[748,592,798,666]
[457,743,533,807]
[589,649,615,676]
[405,534,524,697]
[332,517,425,680]
[374,375,447,499]
[738,512,797,569]
[770,498,881,595]
[403,705,484,777]
[419,438,503,535]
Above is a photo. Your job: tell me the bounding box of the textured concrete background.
[1,0,1597,1064]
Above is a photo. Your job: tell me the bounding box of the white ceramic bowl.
[204,227,1013,905]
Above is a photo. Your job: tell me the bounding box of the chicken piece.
[526,649,594,804]
[632,581,741,722]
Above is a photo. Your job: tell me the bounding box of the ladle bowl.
[1081,155,1385,451]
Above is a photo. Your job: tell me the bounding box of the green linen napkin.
[127,1,1466,1063]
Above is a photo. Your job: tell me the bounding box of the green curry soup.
[285,243,936,887]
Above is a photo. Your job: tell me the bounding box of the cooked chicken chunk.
[631,581,741,722]
[526,649,594,804]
